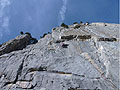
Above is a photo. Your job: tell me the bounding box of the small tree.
[25,32,31,36]
[25,32,32,38]
[40,36,43,38]
[73,22,78,24]
[48,32,51,34]
[20,31,24,35]
[85,22,89,25]
[61,23,69,28]
[43,33,47,38]
[80,21,83,24]
[53,28,56,30]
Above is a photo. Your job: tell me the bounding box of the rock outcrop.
[0,22,119,90]
[0,34,38,56]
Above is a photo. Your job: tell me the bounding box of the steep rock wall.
[0,23,119,90]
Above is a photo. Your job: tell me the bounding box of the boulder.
[0,34,38,56]
[0,34,31,56]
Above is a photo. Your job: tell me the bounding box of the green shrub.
[25,32,31,36]
[30,38,38,44]
[20,31,24,35]
[48,32,51,34]
[53,28,56,30]
[73,22,78,24]
[40,32,51,39]
[85,22,89,25]
[61,23,69,28]
[40,36,43,38]
[80,21,83,24]
[43,33,47,37]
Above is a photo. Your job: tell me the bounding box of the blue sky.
[0,0,119,44]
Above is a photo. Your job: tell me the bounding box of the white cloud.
[0,32,3,38]
[0,0,11,39]
[58,0,68,25]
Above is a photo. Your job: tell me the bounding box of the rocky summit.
[0,22,119,90]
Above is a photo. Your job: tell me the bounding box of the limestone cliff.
[0,22,119,90]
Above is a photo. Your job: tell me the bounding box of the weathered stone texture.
[0,23,119,90]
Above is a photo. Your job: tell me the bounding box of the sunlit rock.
[0,22,119,90]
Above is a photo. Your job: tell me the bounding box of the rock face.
[0,22,119,90]
[0,34,38,56]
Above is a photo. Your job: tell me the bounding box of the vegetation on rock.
[61,23,69,28]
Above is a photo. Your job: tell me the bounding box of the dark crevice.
[74,24,85,29]
[50,70,85,77]
[7,53,15,59]
[98,38,117,42]
[3,82,13,87]
[49,70,72,75]
[49,70,85,77]
[28,68,85,77]
[13,60,24,84]
[61,35,91,41]
[55,40,65,43]
[29,83,37,89]
[17,80,32,82]
[62,43,69,48]
[13,54,30,84]
[77,35,91,40]
[68,88,101,90]
[27,67,47,73]
[61,35,77,40]
[0,44,2,47]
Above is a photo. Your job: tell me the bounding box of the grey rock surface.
[0,34,38,56]
[0,23,119,90]
[0,34,31,56]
